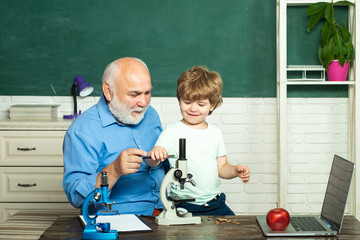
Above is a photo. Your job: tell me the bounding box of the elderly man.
[63,57,166,216]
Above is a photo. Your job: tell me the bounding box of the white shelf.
[277,0,359,219]
[287,81,355,85]
[286,65,354,84]
[286,0,355,6]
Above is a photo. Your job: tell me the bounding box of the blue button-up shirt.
[63,95,164,215]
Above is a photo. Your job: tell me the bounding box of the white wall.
[0,96,350,215]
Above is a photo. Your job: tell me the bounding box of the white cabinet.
[0,131,65,166]
[0,167,66,202]
[0,119,74,223]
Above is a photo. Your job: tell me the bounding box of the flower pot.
[327,60,350,81]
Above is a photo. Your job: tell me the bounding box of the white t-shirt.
[155,121,227,205]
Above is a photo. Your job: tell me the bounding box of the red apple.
[266,208,290,231]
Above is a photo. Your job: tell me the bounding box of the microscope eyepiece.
[179,138,186,160]
[100,172,108,187]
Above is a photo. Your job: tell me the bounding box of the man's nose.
[137,94,148,107]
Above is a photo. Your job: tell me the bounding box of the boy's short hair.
[176,66,223,114]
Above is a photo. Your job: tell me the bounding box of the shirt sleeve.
[62,129,100,208]
[217,129,227,157]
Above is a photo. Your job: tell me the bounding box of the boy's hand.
[146,146,168,165]
[235,165,250,183]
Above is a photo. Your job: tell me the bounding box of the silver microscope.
[155,138,201,225]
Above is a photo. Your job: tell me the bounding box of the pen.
[142,155,175,160]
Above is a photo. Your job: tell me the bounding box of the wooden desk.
[1,210,360,239]
[40,213,360,240]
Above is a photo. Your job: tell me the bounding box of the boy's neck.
[181,119,208,130]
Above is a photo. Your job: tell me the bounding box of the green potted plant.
[307,0,355,81]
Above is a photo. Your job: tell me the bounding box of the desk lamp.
[63,75,94,119]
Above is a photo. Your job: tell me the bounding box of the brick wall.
[0,96,350,215]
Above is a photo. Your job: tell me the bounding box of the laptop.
[256,154,355,237]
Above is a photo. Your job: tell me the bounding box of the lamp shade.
[75,75,94,97]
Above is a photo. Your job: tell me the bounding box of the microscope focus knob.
[94,192,101,201]
[174,169,182,179]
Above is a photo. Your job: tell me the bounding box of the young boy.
[147,66,250,215]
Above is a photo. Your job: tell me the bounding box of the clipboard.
[79,214,152,232]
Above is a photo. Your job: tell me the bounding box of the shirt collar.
[97,94,119,128]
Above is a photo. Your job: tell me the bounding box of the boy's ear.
[209,104,216,115]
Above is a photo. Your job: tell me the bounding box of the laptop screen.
[320,155,355,232]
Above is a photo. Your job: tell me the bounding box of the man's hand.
[96,148,147,189]
[116,148,147,175]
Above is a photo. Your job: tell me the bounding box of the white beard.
[108,94,148,125]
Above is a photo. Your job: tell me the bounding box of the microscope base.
[82,230,118,240]
[155,212,201,226]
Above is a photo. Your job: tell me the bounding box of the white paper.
[79,214,152,232]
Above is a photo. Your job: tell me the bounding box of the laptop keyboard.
[290,217,327,232]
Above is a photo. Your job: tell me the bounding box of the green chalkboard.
[0,1,349,97]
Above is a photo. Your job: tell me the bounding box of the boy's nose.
[189,103,197,111]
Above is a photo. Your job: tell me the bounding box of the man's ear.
[103,82,113,102]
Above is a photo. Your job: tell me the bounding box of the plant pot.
[327,60,350,81]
